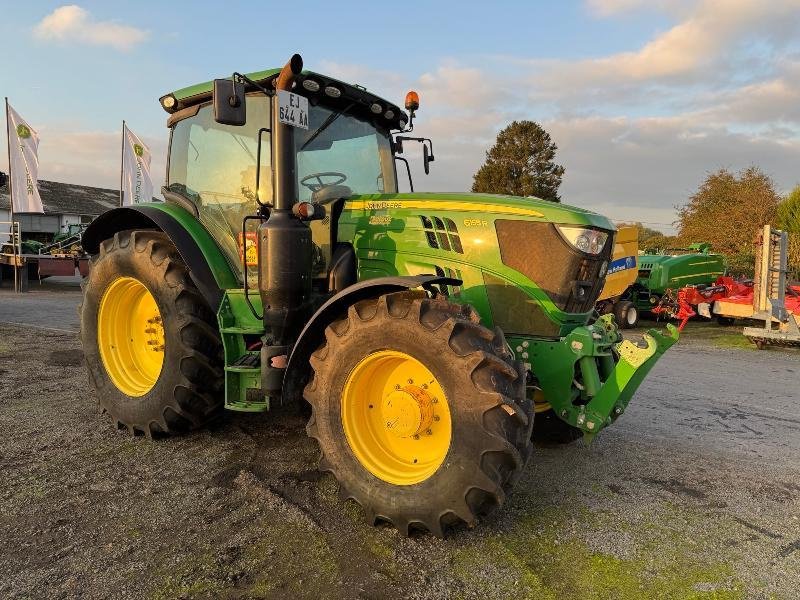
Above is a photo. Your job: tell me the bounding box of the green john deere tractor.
[80,54,678,536]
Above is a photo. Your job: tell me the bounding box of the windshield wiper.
[300,102,355,151]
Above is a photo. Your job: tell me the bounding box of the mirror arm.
[232,72,274,98]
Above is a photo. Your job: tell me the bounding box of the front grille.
[484,272,561,337]
[495,220,612,313]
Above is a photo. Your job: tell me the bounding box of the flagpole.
[119,120,125,207]
[5,97,18,293]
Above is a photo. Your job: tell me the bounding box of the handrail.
[0,220,22,292]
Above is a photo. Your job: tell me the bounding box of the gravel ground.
[0,284,798,599]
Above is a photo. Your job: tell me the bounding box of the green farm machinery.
[629,243,726,314]
[80,54,677,535]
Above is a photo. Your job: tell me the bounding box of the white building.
[0,179,120,243]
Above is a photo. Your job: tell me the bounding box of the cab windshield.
[295,104,397,201]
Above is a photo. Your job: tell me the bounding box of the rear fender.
[82,203,239,311]
[283,275,461,404]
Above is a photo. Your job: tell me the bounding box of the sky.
[1,1,800,233]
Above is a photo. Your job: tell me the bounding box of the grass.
[450,504,745,600]
[671,321,755,350]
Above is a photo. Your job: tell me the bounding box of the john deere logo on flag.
[133,144,144,157]
[16,124,31,139]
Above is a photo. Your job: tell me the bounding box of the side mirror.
[423,143,434,175]
[213,78,246,126]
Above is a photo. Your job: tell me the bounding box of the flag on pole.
[121,123,153,206]
[6,102,44,213]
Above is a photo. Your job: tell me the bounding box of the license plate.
[277,90,308,129]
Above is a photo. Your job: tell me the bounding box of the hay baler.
[596,226,640,328]
[630,243,725,313]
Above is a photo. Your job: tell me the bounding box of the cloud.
[33,5,148,51]
[15,3,800,232]
[544,115,800,231]
[585,0,691,17]
[696,63,800,128]
[536,0,800,96]
[4,128,165,193]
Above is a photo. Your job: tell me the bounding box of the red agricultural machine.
[654,226,800,348]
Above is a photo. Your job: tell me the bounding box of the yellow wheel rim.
[97,277,165,397]
[341,350,452,486]
[533,388,551,413]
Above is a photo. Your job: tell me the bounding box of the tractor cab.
[162,70,405,286]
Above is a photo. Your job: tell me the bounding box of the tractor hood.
[346,192,616,230]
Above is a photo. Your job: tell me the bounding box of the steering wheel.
[300,172,347,193]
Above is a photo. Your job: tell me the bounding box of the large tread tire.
[613,300,639,329]
[532,408,583,444]
[80,230,223,436]
[304,291,533,537]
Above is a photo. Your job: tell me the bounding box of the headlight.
[557,226,609,255]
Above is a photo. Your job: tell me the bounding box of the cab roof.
[159,68,408,131]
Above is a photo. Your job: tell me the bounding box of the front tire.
[304,292,533,536]
[80,230,223,436]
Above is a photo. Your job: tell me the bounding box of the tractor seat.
[312,185,352,205]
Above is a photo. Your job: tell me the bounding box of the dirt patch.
[48,349,84,366]
[0,316,798,599]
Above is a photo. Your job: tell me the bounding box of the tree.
[472,120,565,201]
[777,185,800,233]
[678,167,781,276]
[776,185,800,279]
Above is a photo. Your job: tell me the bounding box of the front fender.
[283,275,460,403]
[82,203,239,310]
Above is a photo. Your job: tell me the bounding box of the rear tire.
[80,230,223,436]
[613,300,639,329]
[304,291,533,536]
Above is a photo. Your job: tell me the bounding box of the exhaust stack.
[258,53,311,395]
